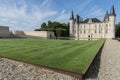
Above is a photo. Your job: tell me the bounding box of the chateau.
[69,5,116,39]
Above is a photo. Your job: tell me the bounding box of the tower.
[109,5,116,38]
[69,11,75,37]
[75,15,80,38]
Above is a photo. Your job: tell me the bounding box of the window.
[95,25,97,28]
[72,30,74,33]
[99,30,101,33]
[80,30,82,34]
[84,30,86,34]
[74,30,76,34]
[95,30,97,33]
[99,24,101,28]
[82,25,84,28]
[88,30,90,33]
[106,24,108,26]
[105,30,108,33]
[106,24,108,27]
[109,24,111,27]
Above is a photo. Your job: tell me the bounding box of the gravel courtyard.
[84,39,120,80]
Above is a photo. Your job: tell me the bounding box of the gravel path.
[0,58,80,80]
[83,39,120,80]
[98,39,120,80]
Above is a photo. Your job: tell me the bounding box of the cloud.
[41,0,49,7]
[55,10,69,22]
[77,0,93,12]
[0,0,57,31]
[83,5,105,20]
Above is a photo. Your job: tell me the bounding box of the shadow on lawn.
[82,47,103,80]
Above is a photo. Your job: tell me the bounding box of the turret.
[109,5,116,22]
[75,15,80,38]
[69,11,74,20]
[109,5,116,38]
[103,11,109,22]
[69,11,75,37]
[110,5,116,16]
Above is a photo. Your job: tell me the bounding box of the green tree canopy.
[34,21,69,37]
[115,23,120,38]
[40,22,48,31]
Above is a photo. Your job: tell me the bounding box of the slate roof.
[84,18,102,23]
[110,5,116,16]
[69,11,74,20]
[103,11,109,22]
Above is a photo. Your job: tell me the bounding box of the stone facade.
[69,5,116,39]
[0,26,10,37]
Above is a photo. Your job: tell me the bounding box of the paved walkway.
[83,39,120,80]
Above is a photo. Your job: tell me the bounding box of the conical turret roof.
[70,11,74,20]
[103,11,109,22]
[110,5,116,16]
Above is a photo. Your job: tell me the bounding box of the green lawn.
[0,38,105,74]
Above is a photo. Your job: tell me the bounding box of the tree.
[34,21,70,37]
[115,23,120,38]
[48,21,53,30]
[34,29,41,31]
[40,22,48,31]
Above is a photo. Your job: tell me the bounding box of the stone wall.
[0,57,81,80]
[0,26,10,37]
[11,31,55,38]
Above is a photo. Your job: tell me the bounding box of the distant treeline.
[35,21,69,37]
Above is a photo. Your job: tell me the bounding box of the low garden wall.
[11,31,55,38]
[0,26,10,37]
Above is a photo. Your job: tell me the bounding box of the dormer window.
[88,19,92,23]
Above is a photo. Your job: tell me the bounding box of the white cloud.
[55,10,69,22]
[41,0,49,7]
[77,0,93,12]
[84,5,105,20]
[0,0,57,31]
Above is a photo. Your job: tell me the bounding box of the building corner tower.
[109,5,116,38]
[69,11,75,38]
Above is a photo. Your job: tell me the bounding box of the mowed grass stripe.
[63,40,104,72]
[24,41,88,58]
[0,39,84,51]
[0,39,105,74]
[38,40,96,63]
[15,41,87,60]
[36,40,98,71]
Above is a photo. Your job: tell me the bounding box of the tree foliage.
[35,21,69,37]
[115,23,120,38]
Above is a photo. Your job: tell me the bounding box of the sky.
[0,0,119,31]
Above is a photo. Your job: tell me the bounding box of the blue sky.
[0,0,119,31]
